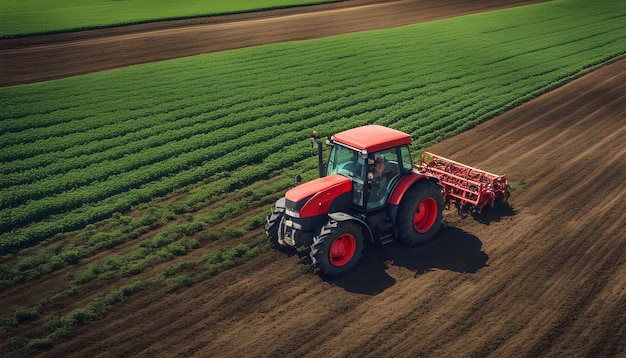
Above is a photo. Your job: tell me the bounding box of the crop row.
[0,125,302,228]
[3,62,501,191]
[0,77,427,207]
[4,3,621,142]
[1,76,397,177]
[0,131,321,253]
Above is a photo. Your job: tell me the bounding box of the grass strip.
[0,0,339,37]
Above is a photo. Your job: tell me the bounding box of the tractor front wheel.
[310,220,364,278]
[265,207,285,248]
[397,180,444,247]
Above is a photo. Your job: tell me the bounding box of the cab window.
[400,145,413,172]
[327,145,364,179]
[366,148,402,209]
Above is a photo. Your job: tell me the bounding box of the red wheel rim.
[329,234,356,266]
[413,197,438,233]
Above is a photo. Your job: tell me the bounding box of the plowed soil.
[2,0,625,357]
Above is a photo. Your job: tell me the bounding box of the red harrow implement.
[420,152,510,215]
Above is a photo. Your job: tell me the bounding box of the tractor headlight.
[285,208,300,218]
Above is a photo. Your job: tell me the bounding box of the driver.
[368,153,388,202]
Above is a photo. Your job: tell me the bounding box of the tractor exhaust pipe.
[310,131,325,178]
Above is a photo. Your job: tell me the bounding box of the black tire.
[397,180,444,247]
[265,207,285,248]
[310,220,364,278]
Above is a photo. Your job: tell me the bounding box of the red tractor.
[266,125,443,277]
[265,125,508,277]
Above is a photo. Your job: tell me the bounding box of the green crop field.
[0,0,625,350]
[2,0,624,255]
[0,0,337,37]
[1,0,625,254]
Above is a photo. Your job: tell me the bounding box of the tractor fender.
[388,172,438,206]
[328,212,375,243]
[274,197,286,211]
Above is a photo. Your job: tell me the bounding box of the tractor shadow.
[470,201,517,225]
[329,226,488,295]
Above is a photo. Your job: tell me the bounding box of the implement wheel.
[397,180,444,247]
[310,220,364,278]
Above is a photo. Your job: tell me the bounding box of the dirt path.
[0,0,545,86]
[2,0,624,356]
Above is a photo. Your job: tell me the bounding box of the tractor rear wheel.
[310,220,364,278]
[397,180,444,247]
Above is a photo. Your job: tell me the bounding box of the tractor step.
[380,233,395,245]
[378,222,396,245]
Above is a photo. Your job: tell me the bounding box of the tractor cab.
[326,125,414,211]
[326,142,413,211]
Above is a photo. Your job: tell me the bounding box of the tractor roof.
[331,125,411,152]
